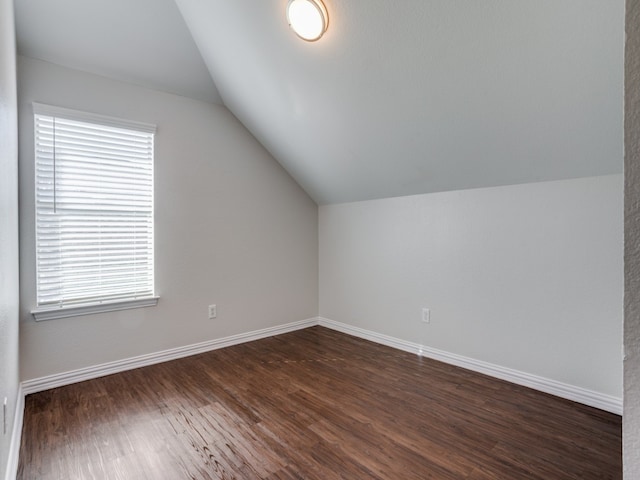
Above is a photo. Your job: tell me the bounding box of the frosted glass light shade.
[287,0,328,42]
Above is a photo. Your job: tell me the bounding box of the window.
[32,104,157,321]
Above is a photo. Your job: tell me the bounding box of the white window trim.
[33,103,156,133]
[31,103,158,321]
[31,297,159,322]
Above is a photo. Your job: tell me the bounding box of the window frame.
[30,103,158,321]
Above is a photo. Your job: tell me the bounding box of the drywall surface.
[625,0,640,476]
[0,0,19,477]
[15,0,222,104]
[178,0,623,204]
[320,175,623,397]
[18,56,318,381]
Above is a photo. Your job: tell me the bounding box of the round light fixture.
[286,0,328,42]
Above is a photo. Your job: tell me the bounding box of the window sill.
[31,296,159,322]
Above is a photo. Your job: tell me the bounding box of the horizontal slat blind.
[34,106,155,308]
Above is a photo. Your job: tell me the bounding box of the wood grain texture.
[17,326,621,479]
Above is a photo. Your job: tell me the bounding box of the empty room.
[1,0,639,479]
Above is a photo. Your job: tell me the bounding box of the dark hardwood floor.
[18,326,621,479]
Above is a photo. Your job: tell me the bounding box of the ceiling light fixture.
[286,0,328,42]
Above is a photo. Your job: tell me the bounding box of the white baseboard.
[318,317,623,415]
[22,318,318,395]
[4,384,24,480]
[19,316,623,416]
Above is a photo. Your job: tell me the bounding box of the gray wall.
[320,175,623,399]
[625,0,640,476]
[0,0,19,477]
[18,56,318,381]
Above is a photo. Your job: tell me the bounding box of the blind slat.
[35,109,155,308]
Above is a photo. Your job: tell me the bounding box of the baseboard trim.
[318,317,622,415]
[19,316,622,415]
[22,318,318,395]
[4,384,24,480]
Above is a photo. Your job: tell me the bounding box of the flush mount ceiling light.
[287,0,328,42]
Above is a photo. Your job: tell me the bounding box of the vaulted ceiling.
[14,0,221,104]
[15,0,624,204]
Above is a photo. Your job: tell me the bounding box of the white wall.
[18,56,318,381]
[624,0,640,476]
[320,175,622,398]
[0,0,20,477]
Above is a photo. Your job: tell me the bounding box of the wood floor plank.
[18,326,622,479]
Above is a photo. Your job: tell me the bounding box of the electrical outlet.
[421,307,430,324]
[208,304,217,319]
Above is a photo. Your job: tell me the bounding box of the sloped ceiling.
[176,0,624,204]
[14,1,624,205]
[14,0,222,104]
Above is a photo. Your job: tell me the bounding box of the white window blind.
[33,104,156,318]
